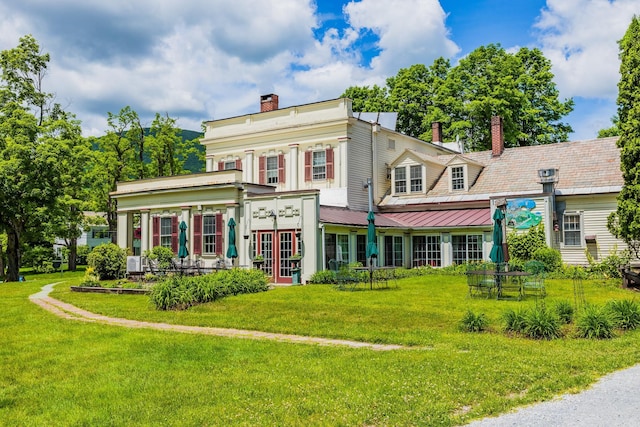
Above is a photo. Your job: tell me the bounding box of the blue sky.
[0,0,637,141]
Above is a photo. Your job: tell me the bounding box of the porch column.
[206,156,214,172]
[117,211,130,250]
[140,210,150,255]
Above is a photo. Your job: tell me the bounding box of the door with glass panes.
[254,230,297,283]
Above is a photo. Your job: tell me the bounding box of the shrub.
[502,308,527,333]
[459,310,488,332]
[149,268,270,310]
[507,225,546,261]
[554,300,574,324]
[576,305,615,339]
[308,270,337,284]
[22,246,56,272]
[523,305,561,340]
[145,246,175,269]
[80,267,101,287]
[607,299,640,330]
[87,243,127,280]
[75,245,92,265]
[532,247,562,272]
[588,248,632,279]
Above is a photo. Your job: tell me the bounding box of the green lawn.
[2,271,640,426]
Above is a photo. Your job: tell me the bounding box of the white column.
[289,144,298,190]
[206,156,214,172]
[140,210,150,255]
[117,212,129,249]
[245,150,254,183]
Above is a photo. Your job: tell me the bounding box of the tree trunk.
[6,227,21,282]
[0,241,5,280]
[68,237,78,271]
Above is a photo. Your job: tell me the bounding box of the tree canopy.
[341,44,574,151]
[608,16,640,258]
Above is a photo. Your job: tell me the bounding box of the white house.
[112,95,625,283]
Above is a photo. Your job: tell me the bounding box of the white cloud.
[535,0,638,100]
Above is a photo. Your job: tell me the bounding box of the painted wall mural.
[506,198,542,229]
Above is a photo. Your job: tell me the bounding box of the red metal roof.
[319,206,403,227]
[320,206,491,228]
[382,208,491,228]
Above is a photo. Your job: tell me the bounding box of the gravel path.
[29,282,407,351]
[465,364,640,426]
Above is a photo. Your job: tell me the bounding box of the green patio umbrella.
[178,220,189,262]
[366,211,379,260]
[489,208,505,265]
[226,218,238,260]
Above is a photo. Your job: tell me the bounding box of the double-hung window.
[451,166,465,190]
[563,213,582,246]
[410,165,422,192]
[312,151,326,180]
[395,167,407,193]
[160,217,172,248]
[203,215,217,254]
[266,156,278,184]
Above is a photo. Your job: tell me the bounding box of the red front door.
[256,230,296,284]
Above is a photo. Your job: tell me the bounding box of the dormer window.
[394,167,406,193]
[451,166,465,190]
[410,165,422,192]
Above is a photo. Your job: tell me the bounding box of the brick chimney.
[260,94,279,112]
[432,122,442,144]
[491,116,504,157]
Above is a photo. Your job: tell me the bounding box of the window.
[563,213,582,246]
[224,160,236,170]
[410,165,422,192]
[451,166,465,190]
[388,138,395,150]
[394,167,406,193]
[266,156,278,184]
[452,235,483,264]
[312,151,326,180]
[160,217,172,248]
[413,235,441,267]
[305,148,333,182]
[203,215,217,254]
[384,236,403,267]
[356,235,366,265]
[337,234,349,264]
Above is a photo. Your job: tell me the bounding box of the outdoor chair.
[466,268,495,298]
[523,260,546,298]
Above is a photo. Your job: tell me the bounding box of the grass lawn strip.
[32,281,408,351]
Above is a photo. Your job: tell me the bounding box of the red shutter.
[326,147,334,180]
[218,161,224,171]
[258,156,266,185]
[235,159,242,170]
[152,217,160,247]
[278,153,285,184]
[171,216,179,253]
[215,213,223,255]
[193,214,202,255]
[304,151,312,182]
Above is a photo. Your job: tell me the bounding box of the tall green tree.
[146,113,183,177]
[0,35,67,281]
[342,44,573,151]
[608,16,640,258]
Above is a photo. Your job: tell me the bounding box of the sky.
[0,0,637,141]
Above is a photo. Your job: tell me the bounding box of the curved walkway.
[29,282,406,351]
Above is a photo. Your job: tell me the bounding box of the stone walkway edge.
[30,282,409,351]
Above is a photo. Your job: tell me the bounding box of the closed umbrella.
[365,211,379,289]
[178,221,189,271]
[489,208,505,265]
[226,218,238,261]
